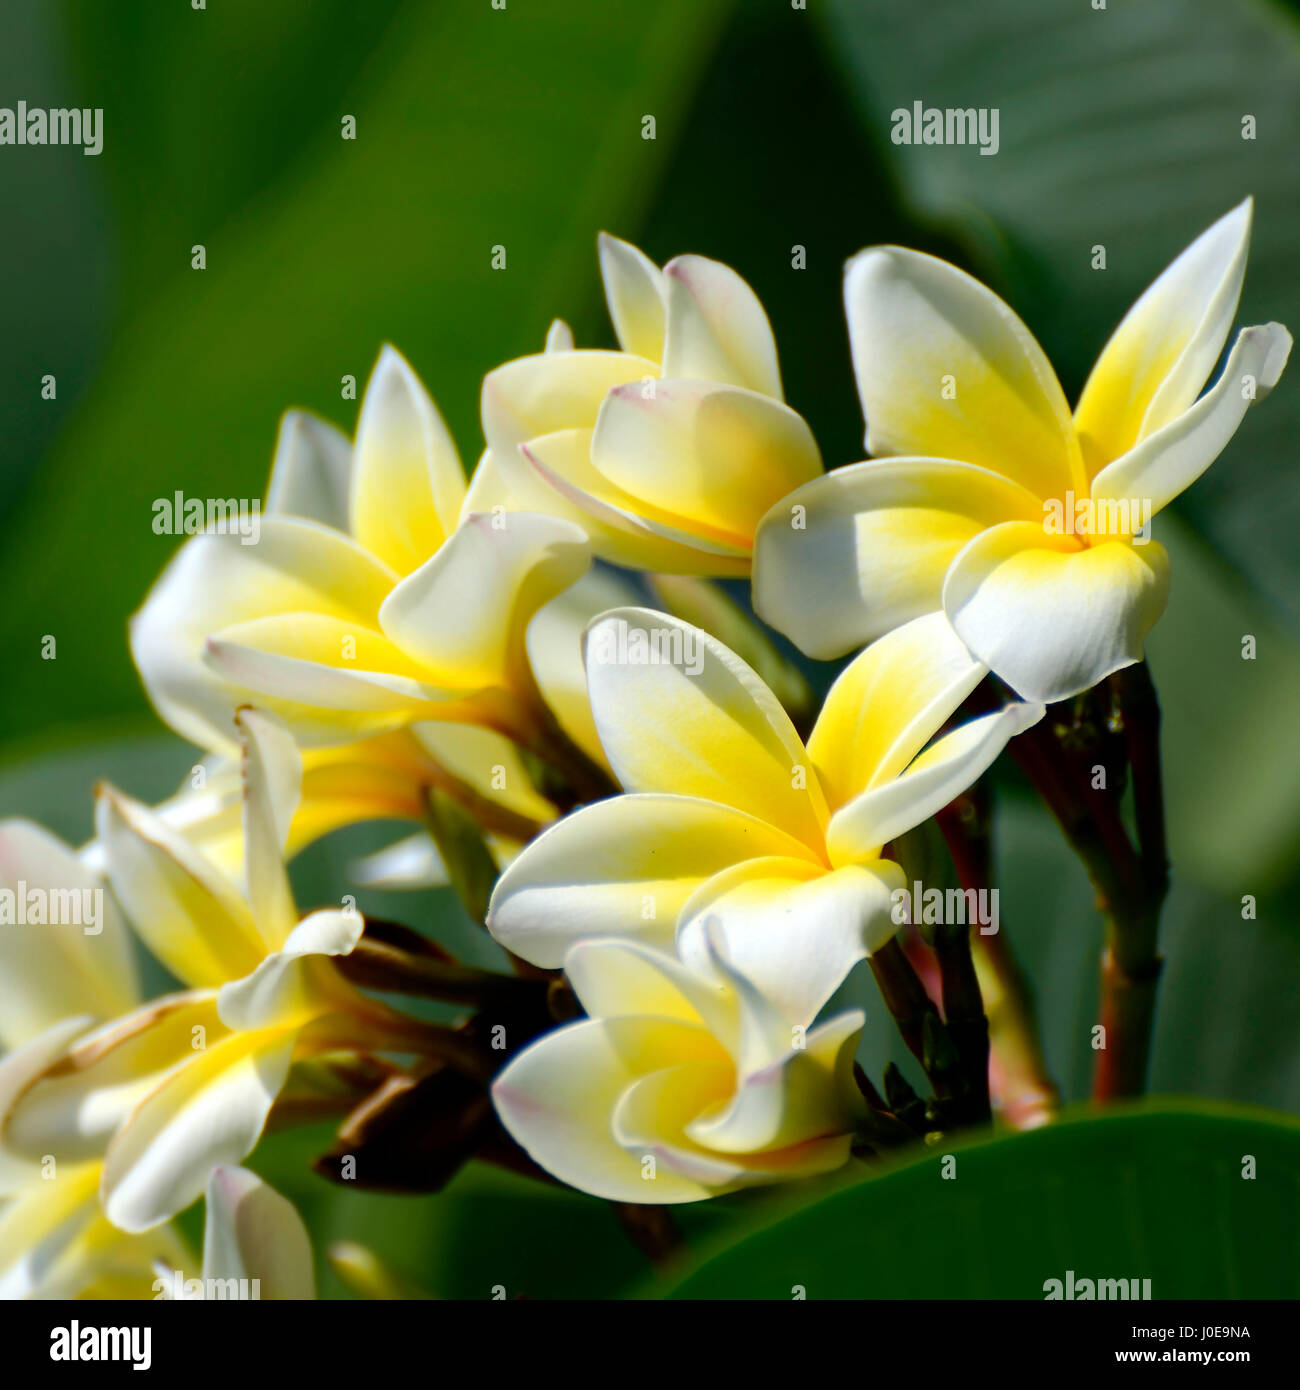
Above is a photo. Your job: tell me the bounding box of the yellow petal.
[844,246,1083,499]
[481,349,658,460]
[826,702,1043,865]
[1074,199,1253,472]
[350,346,465,576]
[130,517,400,753]
[807,610,985,809]
[518,429,751,575]
[584,609,827,845]
[96,787,267,990]
[591,379,822,545]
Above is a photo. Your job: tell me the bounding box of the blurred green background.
[2,0,1298,1297]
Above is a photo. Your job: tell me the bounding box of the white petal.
[203,1166,315,1298]
[130,518,399,753]
[943,523,1172,704]
[234,709,301,952]
[678,859,905,1027]
[0,821,138,1048]
[101,1030,295,1233]
[826,702,1043,864]
[598,232,667,361]
[661,254,782,398]
[265,409,353,530]
[544,319,575,354]
[1091,322,1291,518]
[492,1017,719,1203]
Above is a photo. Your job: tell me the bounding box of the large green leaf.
[818,0,1300,629]
[661,1105,1300,1298]
[0,0,734,752]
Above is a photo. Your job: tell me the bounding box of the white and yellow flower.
[0,822,187,1298]
[468,234,823,575]
[488,608,1041,1019]
[132,347,591,757]
[754,200,1291,703]
[4,710,428,1234]
[492,931,866,1203]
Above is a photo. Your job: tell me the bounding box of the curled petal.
[943,523,1171,704]
[1091,322,1291,519]
[807,610,986,809]
[826,702,1044,865]
[1075,198,1254,468]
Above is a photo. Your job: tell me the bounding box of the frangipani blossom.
[5,711,427,1234]
[754,200,1292,703]
[488,609,1042,1019]
[492,932,866,1203]
[468,234,823,575]
[132,346,591,757]
[0,823,187,1298]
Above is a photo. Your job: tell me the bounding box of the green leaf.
[0,0,735,754]
[660,1104,1300,1298]
[817,0,1300,628]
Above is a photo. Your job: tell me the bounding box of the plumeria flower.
[154,1167,314,1300]
[753,200,1292,703]
[467,234,824,575]
[493,932,866,1203]
[0,822,188,1298]
[4,710,433,1234]
[488,608,1041,1018]
[132,346,591,758]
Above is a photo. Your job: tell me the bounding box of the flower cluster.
[0,207,1288,1294]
